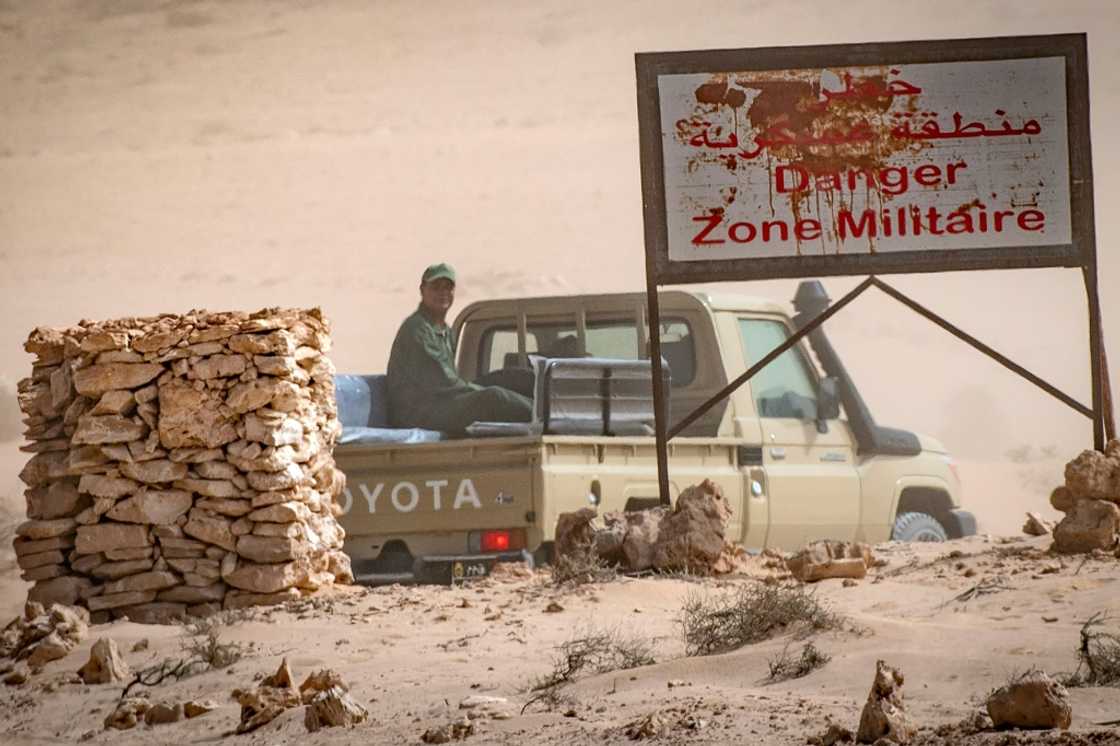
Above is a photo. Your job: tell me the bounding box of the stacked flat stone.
[14,307,352,624]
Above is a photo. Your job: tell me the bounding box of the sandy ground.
[0,536,1118,745]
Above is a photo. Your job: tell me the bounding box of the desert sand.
[1,1,1119,744]
[1,536,1120,744]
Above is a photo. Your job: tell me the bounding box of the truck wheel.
[891,512,948,542]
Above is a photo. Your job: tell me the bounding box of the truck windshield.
[479,318,695,386]
[737,319,819,419]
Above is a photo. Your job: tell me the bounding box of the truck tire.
[891,512,948,542]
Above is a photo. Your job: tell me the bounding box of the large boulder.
[554,507,598,560]
[986,671,1071,730]
[1051,497,1120,554]
[1064,443,1120,501]
[651,480,732,573]
[600,507,667,572]
[857,660,914,744]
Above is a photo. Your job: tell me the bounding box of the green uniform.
[386,306,532,434]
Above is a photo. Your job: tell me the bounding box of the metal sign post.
[636,33,1110,507]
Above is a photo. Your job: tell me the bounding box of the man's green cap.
[421,262,456,285]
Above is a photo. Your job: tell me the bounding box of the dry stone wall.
[14,307,352,623]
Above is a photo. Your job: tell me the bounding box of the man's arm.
[411,322,480,396]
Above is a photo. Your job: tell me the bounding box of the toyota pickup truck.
[333,281,975,584]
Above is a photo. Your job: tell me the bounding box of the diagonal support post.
[667,277,875,440]
[870,277,1094,419]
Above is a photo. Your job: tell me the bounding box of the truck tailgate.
[334,437,539,538]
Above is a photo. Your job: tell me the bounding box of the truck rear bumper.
[352,551,531,586]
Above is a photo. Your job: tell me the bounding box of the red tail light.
[480,529,525,553]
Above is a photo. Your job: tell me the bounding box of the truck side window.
[478,320,695,386]
[738,319,818,419]
[482,329,539,374]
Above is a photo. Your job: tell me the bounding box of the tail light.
[470,529,527,553]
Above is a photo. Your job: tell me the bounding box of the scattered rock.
[624,712,666,739]
[4,667,28,686]
[304,686,369,731]
[421,715,475,743]
[296,668,343,701]
[857,660,914,744]
[234,658,302,733]
[0,602,88,670]
[986,670,1071,730]
[184,699,219,718]
[105,697,151,730]
[78,638,131,684]
[1022,512,1054,536]
[809,722,855,745]
[144,701,183,725]
[787,541,874,583]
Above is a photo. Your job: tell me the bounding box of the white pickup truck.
[333,281,974,584]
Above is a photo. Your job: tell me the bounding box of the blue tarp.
[334,374,444,444]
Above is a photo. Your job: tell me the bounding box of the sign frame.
[636,33,1095,284]
[635,34,1109,509]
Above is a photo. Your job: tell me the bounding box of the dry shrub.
[1061,613,1120,687]
[122,612,249,697]
[524,626,654,712]
[681,582,841,657]
[551,550,616,587]
[766,641,832,682]
[180,613,245,669]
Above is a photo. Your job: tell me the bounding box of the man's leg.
[423,386,532,433]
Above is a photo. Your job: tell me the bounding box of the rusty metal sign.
[637,34,1095,283]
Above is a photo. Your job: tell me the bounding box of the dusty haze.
[1,0,1117,526]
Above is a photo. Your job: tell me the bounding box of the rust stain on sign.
[680,68,930,252]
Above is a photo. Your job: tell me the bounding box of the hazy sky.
[0,0,1117,463]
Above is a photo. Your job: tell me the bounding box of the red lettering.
[946,161,967,184]
[776,165,808,193]
[925,207,944,235]
[761,220,788,242]
[691,214,725,245]
[994,210,1014,231]
[795,219,821,241]
[913,164,941,187]
[729,221,757,243]
[838,210,877,239]
[945,211,974,234]
[1018,209,1045,232]
[879,166,908,196]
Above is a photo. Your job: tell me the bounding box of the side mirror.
[818,376,841,420]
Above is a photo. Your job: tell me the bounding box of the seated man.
[386,263,533,434]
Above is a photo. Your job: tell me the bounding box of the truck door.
[737,317,861,548]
